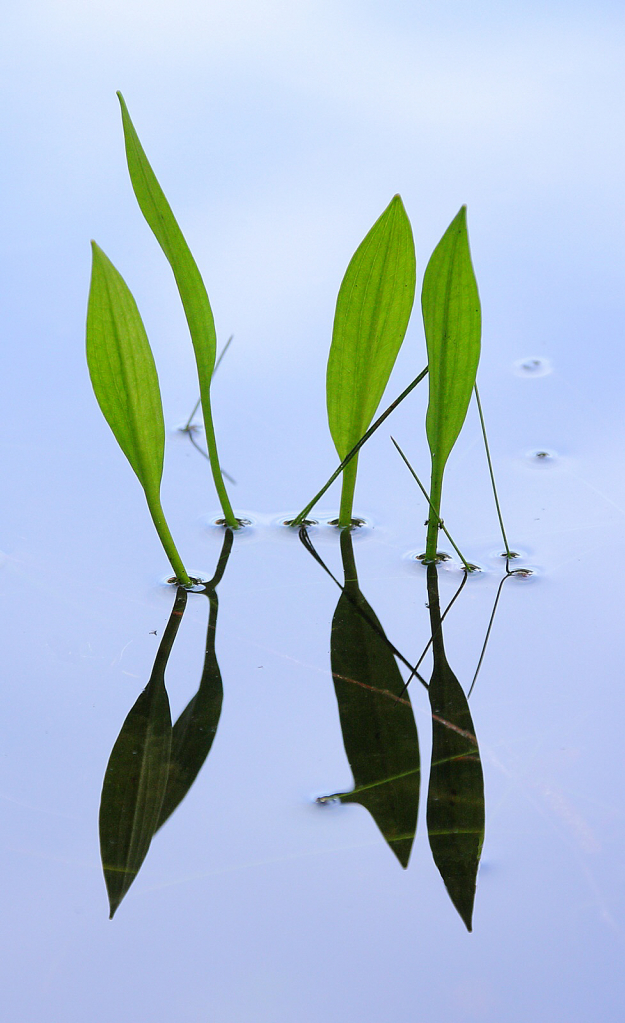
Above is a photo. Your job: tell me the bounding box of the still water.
[2,336,624,1022]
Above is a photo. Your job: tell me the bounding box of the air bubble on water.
[513,356,553,377]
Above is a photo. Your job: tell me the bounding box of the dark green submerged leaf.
[156,528,233,829]
[326,529,420,867]
[99,587,187,918]
[426,564,484,930]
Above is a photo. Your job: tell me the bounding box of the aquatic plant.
[422,206,481,560]
[117,93,237,528]
[86,242,191,585]
[326,195,416,526]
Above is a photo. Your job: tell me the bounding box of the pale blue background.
[0,3,624,1021]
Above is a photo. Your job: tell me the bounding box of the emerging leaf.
[423,205,481,478]
[86,242,164,498]
[327,195,416,461]
[117,92,217,380]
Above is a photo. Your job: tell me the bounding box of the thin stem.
[391,437,473,571]
[291,366,428,526]
[144,490,191,585]
[183,397,201,433]
[188,431,236,484]
[425,471,443,561]
[183,335,233,432]
[201,391,237,527]
[467,571,510,698]
[338,455,358,527]
[398,568,468,696]
[474,384,512,558]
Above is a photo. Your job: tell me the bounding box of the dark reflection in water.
[99,529,233,918]
[302,527,488,930]
[426,562,485,931]
[318,528,421,868]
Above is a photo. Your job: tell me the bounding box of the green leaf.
[116,93,236,527]
[99,588,187,918]
[117,92,217,379]
[324,529,420,867]
[86,241,165,496]
[422,206,481,557]
[326,195,416,524]
[423,206,481,474]
[425,564,484,930]
[86,242,189,583]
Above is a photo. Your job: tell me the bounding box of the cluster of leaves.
[87,95,481,579]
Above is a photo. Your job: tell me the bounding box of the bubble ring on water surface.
[526,448,558,466]
[513,356,553,378]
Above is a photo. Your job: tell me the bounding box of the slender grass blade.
[327,195,416,523]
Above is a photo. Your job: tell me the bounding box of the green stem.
[474,384,512,558]
[390,438,472,571]
[291,366,428,526]
[200,390,237,528]
[425,471,443,561]
[144,490,191,585]
[338,455,358,527]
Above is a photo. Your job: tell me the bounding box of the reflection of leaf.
[327,530,420,867]
[426,564,484,930]
[156,529,233,829]
[99,587,187,918]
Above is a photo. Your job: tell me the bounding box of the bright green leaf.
[326,195,416,524]
[117,92,217,378]
[86,241,165,495]
[116,93,236,526]
[86,242,189,583]
[422,206,481,557]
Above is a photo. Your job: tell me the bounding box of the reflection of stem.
[398,569,467,696]
[467,571,510,698]
[154,585,189,676]
[299,526,428,688]
[292,366,428,526]
[474,384,513,561]
[391,437,472,570]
